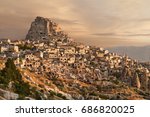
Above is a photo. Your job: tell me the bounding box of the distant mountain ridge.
[108,46,150,62]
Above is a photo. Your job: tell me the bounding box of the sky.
[0,0,150,47]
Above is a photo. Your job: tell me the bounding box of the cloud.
[51,18,80,25]
[91,32,150,37]
[91,33,117,36]
[0,0,150,47]
[126,33,150,37]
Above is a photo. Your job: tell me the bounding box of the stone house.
[60,56,68,63]
[68,56,76,64]
[0,38,11,44]
[64,47,76,54]
[0,45,9,52]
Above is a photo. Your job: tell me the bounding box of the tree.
[1,58,22,83]
[0,58,31,98]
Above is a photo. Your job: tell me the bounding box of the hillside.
[0,59,146,100]
[0,16,150,100]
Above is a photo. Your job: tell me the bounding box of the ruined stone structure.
[26,16,66,41]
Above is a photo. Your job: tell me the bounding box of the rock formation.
[26,16,68,41]
[140,69,149,91]
[133,72,141,89]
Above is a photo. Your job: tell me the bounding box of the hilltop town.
[0,16,150,100]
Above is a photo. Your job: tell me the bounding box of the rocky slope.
[0,61,145,100]
[0,16,150,100]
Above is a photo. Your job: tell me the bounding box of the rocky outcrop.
[133,72,141,89]
[0,88,19,100]
[26,16,68,41]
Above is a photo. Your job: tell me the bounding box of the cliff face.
[26,16,65,40]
